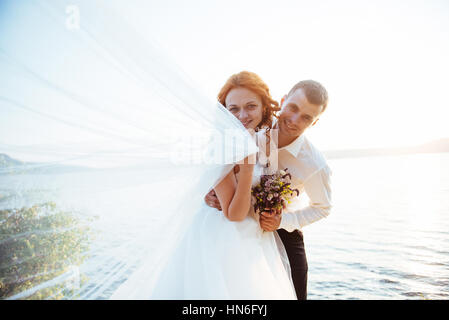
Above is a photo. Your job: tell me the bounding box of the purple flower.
[252,168,299,214]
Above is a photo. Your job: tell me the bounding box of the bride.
[110,71,296,299]
[1,1,294,299]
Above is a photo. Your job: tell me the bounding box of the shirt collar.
[278,134,305,157]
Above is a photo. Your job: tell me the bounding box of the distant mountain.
[0,153,24,167]
[323,138,449,159]
[0,153,90,173]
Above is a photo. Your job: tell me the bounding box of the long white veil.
[0,0,258,299]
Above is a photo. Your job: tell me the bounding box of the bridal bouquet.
[251,168,300,215]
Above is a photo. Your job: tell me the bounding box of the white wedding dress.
[1,1,295,300]
[110,164,297,300]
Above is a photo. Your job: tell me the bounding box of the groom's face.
[278,88,323,138]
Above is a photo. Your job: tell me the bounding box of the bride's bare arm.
[214,163,255,222]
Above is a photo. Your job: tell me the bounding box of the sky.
[1,0,449,154]
[115,0,449,151]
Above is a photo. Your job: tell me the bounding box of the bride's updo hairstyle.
[218,71,280,130]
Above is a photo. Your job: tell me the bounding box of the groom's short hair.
[287,80,328,113]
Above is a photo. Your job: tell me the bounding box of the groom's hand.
[205,189,222,211]
[259,209,281,232]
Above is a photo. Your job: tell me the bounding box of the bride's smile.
[225,87,263,130]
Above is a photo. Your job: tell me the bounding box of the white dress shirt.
[259,131,333,232]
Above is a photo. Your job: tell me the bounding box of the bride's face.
[225,87,263,130]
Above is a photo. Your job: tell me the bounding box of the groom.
[206,80,332,300]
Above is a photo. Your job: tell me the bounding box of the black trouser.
[276,229,308,300]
